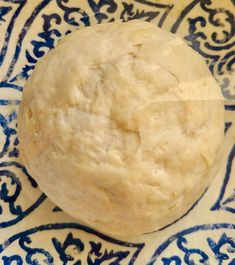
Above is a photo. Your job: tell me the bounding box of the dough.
[18,20,224,235]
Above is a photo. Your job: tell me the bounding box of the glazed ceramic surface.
[0,0,234,264]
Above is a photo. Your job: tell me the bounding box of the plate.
[0,0,234,264]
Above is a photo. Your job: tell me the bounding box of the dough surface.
[18,20,224,235]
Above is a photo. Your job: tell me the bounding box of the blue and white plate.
[0,0,234,264]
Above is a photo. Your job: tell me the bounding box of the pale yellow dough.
[18,20,224,235]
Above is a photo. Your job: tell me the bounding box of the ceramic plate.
[0,0,234,264]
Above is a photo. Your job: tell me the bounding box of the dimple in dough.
[18,20,224,236]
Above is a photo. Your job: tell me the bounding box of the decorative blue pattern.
[87,242,130,264]
[0,81,23,92]
[207,233,235,262]
[10,0,90,83]
[0,0,26,66]
[211,144,235,214]
[128,0,173,27]
[122,2,158,22]
[56,0,90,26]
[0,111,17,159]
[171,0,235,99]
[225,105,235,111]
[0,160,46,228]
[148,223,235,264]
[120,1,169,26]
[52,206,62,212]
[52,232,84,264]
[4,0,52,81]
[88,0,118,23]
[0,223,145,265]
[0,6,12,24]
[225,122,232,133]
[0,108,46,228]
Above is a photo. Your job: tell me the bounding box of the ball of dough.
[18,20,224,235]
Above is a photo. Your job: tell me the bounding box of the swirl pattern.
[0,223,144,265]
[148,223,235,264]
[171,0,235,99]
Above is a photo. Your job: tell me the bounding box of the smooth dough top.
[18,20,224,235]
